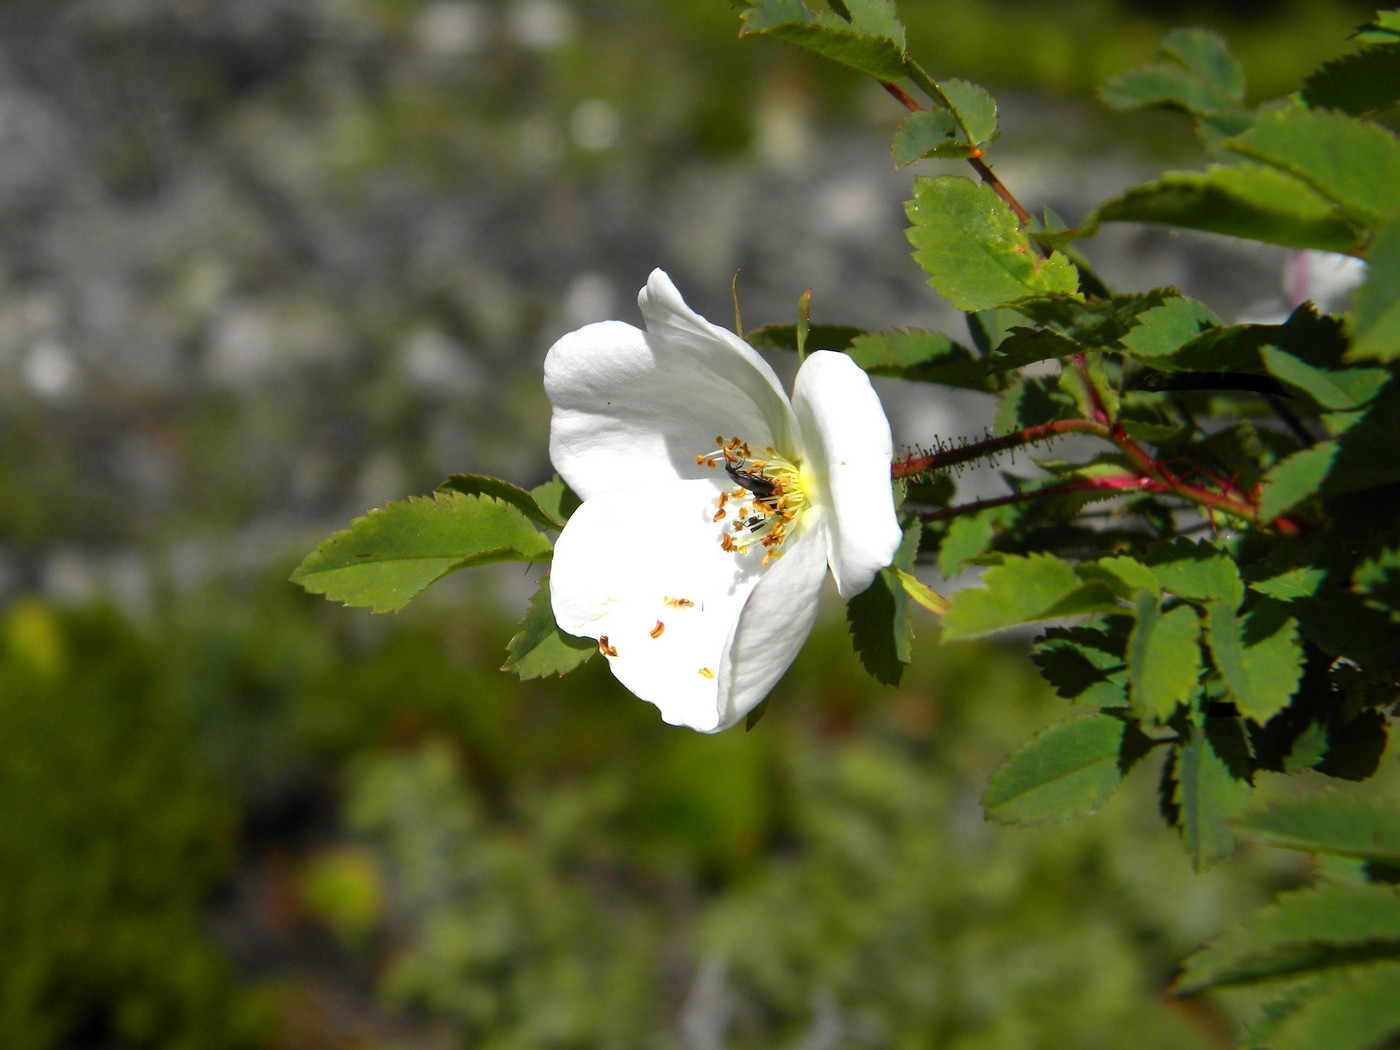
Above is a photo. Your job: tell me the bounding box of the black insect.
[725,462,780,504]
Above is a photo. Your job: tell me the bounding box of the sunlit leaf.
[905,175,1080,312]
[439,472,567,529]
[739,0,906,81]
[1090,164,1361,253]
[1259,381,1400,518]
[1204,599,1303,724]
[292,493,552,612]
[1127,593,1202,723]
[1224,105,1400,225]
[1142,539,1244,606]
[940,553,1116,641]
[1260,346,1387,411]
[1119,296,1221,359]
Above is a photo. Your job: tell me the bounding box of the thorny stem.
[892,419,1107,476]
[894,402,1307,535]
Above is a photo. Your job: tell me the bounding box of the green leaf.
[983,713,1151,825]
[845,522,919,685]
[1233,796,1400,864]
[1224,105,1400,225]
[746,322,863,355]
[935,503,1017,575]
[847,328,989,387]
[1081,555,1161,601]
[1355,547,1400,621]
[1173,718,1254,870]
[1260,346,1388,411]
[1143,539,1245,606]
[1244,962,1400,1050]
[1245,543,1330,601]
[501,574,596,679]
[1127,593,1202,722]
[905,175,1080,312]
[1302,43,1400,116]
[940,552,1116,641]
[738,0,906,81]
[1350,216,1400,362]
[1099,28,1248,135]
[1013,289,1183,349]
[1361,11,1400,42]
[892,567,949,615]
[1089,164,1362,253]
[292,493,553,612]
[528,475,582,527]
[1177,883,1400,992]
[1033,626,1130,709]
[1205,599,1304,723]
[1259,381,1400,518]
[892,109,964,165]
[439,472,567,529]
[1141,302,1343,376]
[941,78,998,146]
[1119,296,1221,359]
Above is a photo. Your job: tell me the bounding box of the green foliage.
[1099,27,1251,140]
[289,6,1400,1048]
[502,574,597,680]
[905,175,1080,311]
[1224,105,1400,225]
[891,79,998,163]
[1233,796,1400,863]
[1088,164,1362,253]
[0,602,262,1049]
[1302,42,1400,116]
[437,472,569,529]
[737,0,907,81]
[1127,594,1202,723]
[292,492,552,612]
[1349,216,1400,362]
[845,522,920,685]
[982,712,1151,825]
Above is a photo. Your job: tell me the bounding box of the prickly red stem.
[892,419,1108,478]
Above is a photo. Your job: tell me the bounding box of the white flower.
[545,269,903,732]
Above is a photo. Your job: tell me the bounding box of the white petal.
[791,350,902,598]
[715,517,830,730]
[545,270,796,501]
[549,479,768,732]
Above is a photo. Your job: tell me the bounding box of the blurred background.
[0,0,1378,1046]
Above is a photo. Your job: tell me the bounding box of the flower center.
[695,436,807,565]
